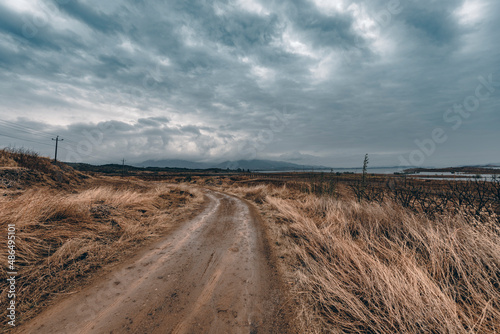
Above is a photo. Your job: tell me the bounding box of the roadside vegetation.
[223,180,500,333]
[0,149,204,327]
[2,148,499,333]
[0,147,87,189]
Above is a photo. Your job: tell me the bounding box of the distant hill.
[66,162,224,174]
[137,159,213,169]
[136,159,330,171]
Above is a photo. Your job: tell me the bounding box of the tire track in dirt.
[19,190,292,333]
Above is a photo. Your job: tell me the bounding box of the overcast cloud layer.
[0,0,499,167]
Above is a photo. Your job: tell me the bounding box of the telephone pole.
[52,136,63,162]
[121,158,125,177]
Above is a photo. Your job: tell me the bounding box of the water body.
[257,167,404,174]
[412,174,499,181]
[256,168,499,181]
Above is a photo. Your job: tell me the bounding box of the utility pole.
[121,158,125,177]
[52,136,63,163]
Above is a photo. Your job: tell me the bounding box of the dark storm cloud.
[0,117,225,163]
[0,2,61,51]
[54,0,122,33]
[0,0,499,166]
[401,1,464,45]
[137,117,169,127]
[282,0,363,49]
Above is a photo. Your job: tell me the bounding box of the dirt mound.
[0,148,87,189]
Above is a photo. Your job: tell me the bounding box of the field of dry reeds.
[2,147,499,333]
[0,166,204,328]
[226,183,500,333]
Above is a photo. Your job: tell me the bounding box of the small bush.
[1,147,52,173]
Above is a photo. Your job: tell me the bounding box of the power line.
[59,143,111,164]
[0,120,58,138]
[0,133,111,164]
[0,122,129,166]
[0,133,56,148]
[0,120,85,146]
[0,121,80,147]
[0,123,54,140]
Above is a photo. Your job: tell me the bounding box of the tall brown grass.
[0,148,86,188]
[0,181,204,327]
[0,148,49,172]
[229,184,500,333]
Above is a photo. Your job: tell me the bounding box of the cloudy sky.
[0,0,499,167]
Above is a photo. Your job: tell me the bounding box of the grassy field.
[1,149,499,333]
[0,149,205,328]
[224,182,500,333]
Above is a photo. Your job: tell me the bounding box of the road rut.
[19,190,289,333]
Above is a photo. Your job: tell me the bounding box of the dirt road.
[19,190,292,334]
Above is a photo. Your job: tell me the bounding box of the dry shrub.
[0,148,87,189]
[0,148,52,174]
[0,182,204,326]
[0,152,17,167]
[241,184,268,204]
[233,184,500,333]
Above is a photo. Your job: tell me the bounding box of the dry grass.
[227,184,500,333]
[0,148,87,189]
[0,180,204,327]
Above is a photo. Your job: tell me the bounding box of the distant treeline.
[66,162,232,174]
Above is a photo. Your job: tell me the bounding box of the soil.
[18,190,295,333]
